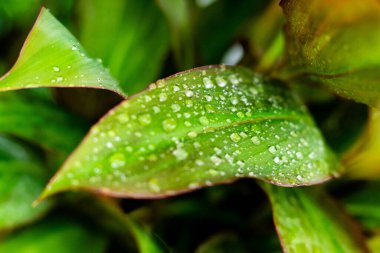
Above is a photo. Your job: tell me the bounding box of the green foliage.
[0,0,379,252]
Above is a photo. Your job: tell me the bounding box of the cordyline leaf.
[0,90,88,154]
[280,0,380,107]
[0,135,50,231]
[343,109,380,179]
[262,184,367,253]
[0,217,107,253]
[39,65,339,200]
[78,0,169,94]
[0,8,124,97]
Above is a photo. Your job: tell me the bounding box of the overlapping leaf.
[0,8,124,96]
[0,217,107,253]
[263,184,367,252]
[0,135,50,231]
[39,65,338,200]
[0,90,88,154]
[78,0,169,94]
[280,0,380,106]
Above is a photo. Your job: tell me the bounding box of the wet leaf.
[280,0,380,106]
[78,0,169,94]
[0,90,88,154]
[0,8,124,96]
[0,135,50,231]
[0,216,107,253]
[263,184,367,253]
[39,65,339,200]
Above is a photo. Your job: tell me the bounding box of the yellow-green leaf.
[280,0,380,106]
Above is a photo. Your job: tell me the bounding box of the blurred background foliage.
[0,0,378,252]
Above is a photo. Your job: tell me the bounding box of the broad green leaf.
[0,8,124,96]
[0,216,107,253]
[280,0,380,106]
[77,0,169,94]
[0,135,50,231]
[0,90,88,154]
[343,109,380,179]
[39,65,338,200]
[368,234,380,253]
[262,184,367,253]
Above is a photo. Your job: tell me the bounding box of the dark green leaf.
[0,8,124,96]
[263,184,367,252]
[39,65,338,200]
[280,0,380,106]
[0,135,50,231]
[78,0,170,94]
[0,216,107,253]
[0,90,88,154]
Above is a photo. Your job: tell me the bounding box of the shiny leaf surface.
[40,65,338,200]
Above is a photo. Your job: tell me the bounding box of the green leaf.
[0,90,88,154]
[0,135,50,231]
[77,0,169,94]
[280,0,380,106]
[0,216,107,253]
[195,233,246,253]
[39,65,339,200]
[0,8,124,97]
[262,184,367,253]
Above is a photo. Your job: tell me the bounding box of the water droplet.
[199,116,209,126]
[138,113,152,126]
[71,45,78,51]
[185,90,194,97]
[148,178,161,193]
[210,155,222,166]
[171,104,181,112]
[268,146,277,154]
[216,77,227,87]
[236,112,244,118]
[173,147,188,160]
[159,93,167,102]
[203,77,214,89]
[109,153,126,169]
[53,66,60,72]
[187,131,198,138]
[251,136,260,145]
[56,77,63,82]
[162,118,177,132]
[230,133,241,142]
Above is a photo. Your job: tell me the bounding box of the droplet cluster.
[48,65,335,198]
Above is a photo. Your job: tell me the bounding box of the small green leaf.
[0,135,50,231]
[0,8,124,96]
[0,90,88,153]
[40,65,339,200]
[280,0,380,106]
[78,0,169,94]
[262,184,367,253]
[0,216,107,253]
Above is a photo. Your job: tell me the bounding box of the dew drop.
[109,153,126,169]
[199,116,209,126]
[187,131,198,138]
[138,113,152,126]
[216,76,227,87]
[173,147,188,160]
[203,77,214,89]
[230,133,241,142]
[171,104,181,112]
[185,90,194,97]
[268,146,277,154]
[251,136,260,145]
[162,118,177,132]
[210,155,222,166]
[53,66,60,72]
